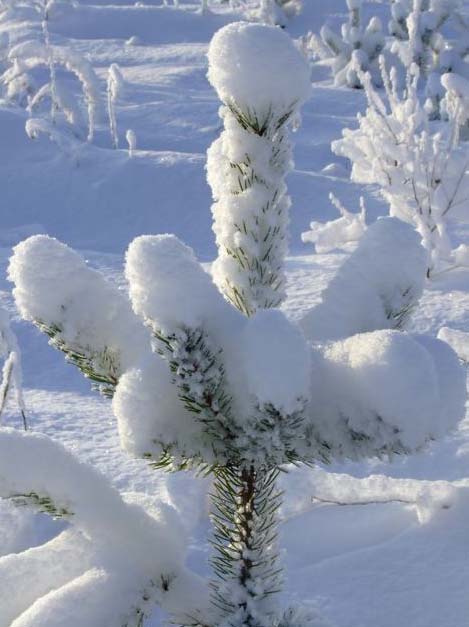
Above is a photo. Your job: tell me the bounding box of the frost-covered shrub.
[307,0,385,88]
[5,22,467,627]
[301,193,367,253]
[0,308,26,429]
[333,60,469,277]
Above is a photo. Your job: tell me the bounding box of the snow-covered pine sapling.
[6,22,467,627]
[301,193,367,253]
[389,0,464,83]
[248,0,301,26]
[333,59,469,278]
[0,308,26,429]
[426,43,469,122]
[107,63,124,149]
[308,0,385,88]
[206,24,311,316]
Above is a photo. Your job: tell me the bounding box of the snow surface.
[2,1,469,626]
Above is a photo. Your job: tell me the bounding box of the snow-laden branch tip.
[0,308,26,429]
[0,428,202,627]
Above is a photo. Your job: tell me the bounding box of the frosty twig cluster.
[333,60,469,277]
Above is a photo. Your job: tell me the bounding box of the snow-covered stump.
[4,21,468,627]
[206,23,311,316]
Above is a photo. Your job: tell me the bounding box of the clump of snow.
[438,326,469,364]
[125,233,241,337]
[314,329,465,453]
[240,309,311,415]
[8,235,149,373]
[113,354,207,462]
[207,21,311,116]
[300,218,427,342]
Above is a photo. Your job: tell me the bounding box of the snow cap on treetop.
[207,22,311,116]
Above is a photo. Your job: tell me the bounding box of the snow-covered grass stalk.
[307,0,385,88]
[333,58,469,277]
[206,23,311,316]
[3,37,102,142]
[5,22,467,627]
[0,308,26,429]
[107,63,124,149]
[126,129,137,157]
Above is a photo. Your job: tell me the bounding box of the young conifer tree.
[4,22,466,627]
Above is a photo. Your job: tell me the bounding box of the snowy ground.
[2,1,469,626]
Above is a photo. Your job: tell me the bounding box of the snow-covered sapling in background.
[389,0,462,74]
[249,0,302,26]
[333,59,469,278]
[5,22,467,627]
[307,0,385,88]
[0,308,26,429]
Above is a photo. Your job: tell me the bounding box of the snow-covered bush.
[301,193,367,253]
[248,0,302,26]
[5,22,467,627]
[307,0,385,88]
[332,60,469,277]
[0,308,26,429]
